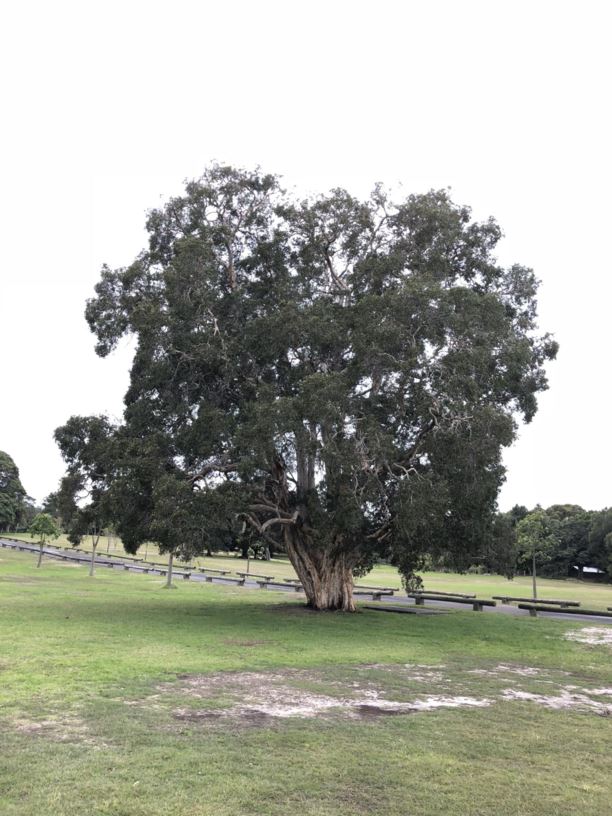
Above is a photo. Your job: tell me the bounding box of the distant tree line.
[0,450,39,532]
[437,504,612,581]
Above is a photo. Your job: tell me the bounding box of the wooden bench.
[354,589,395,601]
[155,569,190,579]
[519,603,612,618]
[354,585,397,594]
[236,572,276,581]
[203,575,246,586]
[413,590,476,599]
[494,595,579,608]
[124,564,151,574]
[364,604,444,615]
[197,567,231,575]
[256,580,302,592]
[408,593,496,612]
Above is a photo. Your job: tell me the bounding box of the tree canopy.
[0,450,27,532]
[61,165,557,610]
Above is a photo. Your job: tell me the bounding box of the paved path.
[2,537,611,623]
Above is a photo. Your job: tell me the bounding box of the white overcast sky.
[0,0,610,510]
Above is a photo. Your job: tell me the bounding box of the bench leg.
[414,596,424,606]
[472,603,483,611]
[529,607,538,618]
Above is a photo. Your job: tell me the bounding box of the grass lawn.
[1,547,611,815]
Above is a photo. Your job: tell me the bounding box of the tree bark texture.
[284,528,356,612]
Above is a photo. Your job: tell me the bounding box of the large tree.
[77,165,557,610]
[0,451,27,532]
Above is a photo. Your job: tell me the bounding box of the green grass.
[1,548,611,815]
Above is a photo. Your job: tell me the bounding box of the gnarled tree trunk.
[285,528,356,612]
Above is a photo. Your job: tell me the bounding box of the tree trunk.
[285,528,356,612]
[90,534,99,577]
[165,553,175,588]
[37,541,44,568]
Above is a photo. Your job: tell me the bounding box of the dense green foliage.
[54,416,115,548]
[28,512,60,541]
[59,165,557,609]
[0,450,27,531]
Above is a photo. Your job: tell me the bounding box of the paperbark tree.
[70,165,556,610]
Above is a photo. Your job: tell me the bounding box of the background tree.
[516,509,561,598]
[587,509,612,577]
[54,416,116,577]
[72,165,557,610]
[41,490,62,523]
[29,512,60,567]
[0,451,27,532]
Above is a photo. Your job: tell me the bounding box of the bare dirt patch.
[565,627,612,647]
[10,714,109,748]
[125,660,612,730]
[501,688,612,715]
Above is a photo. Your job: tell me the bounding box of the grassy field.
[9,531,612,609]
[1,547,611,815]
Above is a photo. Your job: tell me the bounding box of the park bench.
[354,584,398,594]
[123,564,152,574]
[236,571,276,581]
[197,567,231,575]
[105,553,143,562]
[203,574,246,586]
[364,604,444,615]
[153,568,190,579]
[413,590,476,599]
[408,593,496,612]
[518,603,612,619]
[493,595,579,608]
[354,589,395,601]
[256,580,302,591]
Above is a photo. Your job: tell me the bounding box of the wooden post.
[532,549,537,600]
